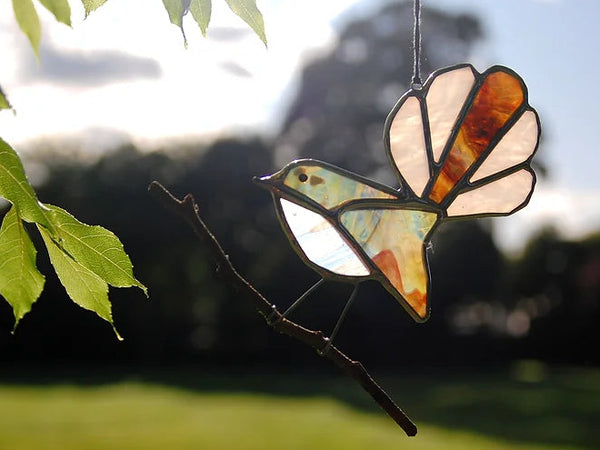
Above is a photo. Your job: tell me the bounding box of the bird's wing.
[278,198,371,277]
[384,64,540,218]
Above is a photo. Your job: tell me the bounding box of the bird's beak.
[252,168,285,191]
[252,175,273,188]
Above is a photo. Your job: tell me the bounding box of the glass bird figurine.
[255,64,540,324]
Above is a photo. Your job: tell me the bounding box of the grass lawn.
[0,365,597,450]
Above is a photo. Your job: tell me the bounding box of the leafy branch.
[148,181,418,436]
[0,138,146,336]
[1,0,265,333]
[1,0,149,336]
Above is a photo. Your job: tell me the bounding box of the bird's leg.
[267,278,325,325]
[319,284,359,356]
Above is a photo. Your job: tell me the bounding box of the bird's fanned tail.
[385,64,540,218]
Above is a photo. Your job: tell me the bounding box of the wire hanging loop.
[411,0,422,88]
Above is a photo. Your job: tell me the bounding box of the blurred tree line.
[0,2,597,367]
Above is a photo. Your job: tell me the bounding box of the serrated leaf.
[0,86,13,111]
[12,0,42,58]
[0,138,52,229]
[80,0,108,18]
[39,227,121,339]
[224,0,267,47]
[44,204,147,295]
[190,0,211,37]
[0,207,45,328]
[162,0,189,46]
[37,0,71,26]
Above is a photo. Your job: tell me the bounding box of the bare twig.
[148,181,417,436]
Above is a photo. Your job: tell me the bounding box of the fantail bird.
[255,64,540,323]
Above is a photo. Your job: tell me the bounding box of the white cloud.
[0,0,353,147]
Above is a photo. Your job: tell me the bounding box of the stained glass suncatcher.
[255,64,540,322]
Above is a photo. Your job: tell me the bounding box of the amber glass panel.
[340,208,437,319]
[429,70,524,204]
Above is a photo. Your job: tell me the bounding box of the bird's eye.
[298,173,308,183]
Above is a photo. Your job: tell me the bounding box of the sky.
[0,0,599,253]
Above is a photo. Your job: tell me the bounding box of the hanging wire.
[411,0,422,88]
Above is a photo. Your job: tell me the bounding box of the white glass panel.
[280,199,369,276]
[447,169,533,217]
[426,66,475,162]
[471,110,539,182]
[389,96,429,197]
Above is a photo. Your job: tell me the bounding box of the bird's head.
[254,160,333,204]
[254,159,399,210]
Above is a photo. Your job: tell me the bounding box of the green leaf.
[37,0,71,26]
[190,0,211,37]
[0,207,45,328]
[0,86,13,112]
[39,227,121,340]
[44,204,147,295]
[162,0,188,46]
[12,0,42,58]
[163,0,185,27]
[224,0,267,47]
[80,0,108,18]
[0,138,52,229]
